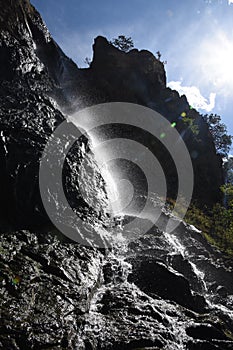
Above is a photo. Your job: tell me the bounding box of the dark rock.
[128,257,206,312]
[91,36,166,105]
[0,1,233,349]
[0,0,109,232]
[216,285,228,298]
[169,253,204,292]
[186,324,228,340]
[103,259,125,284]
[193,294,207,311]
[0,0,223,231]
[83,36,223,208]
[186,340,223,350]
[110,338,164,349]
[0,230,104,349]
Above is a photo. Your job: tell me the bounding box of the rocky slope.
[0,1,232,350]
[1,217,233,349]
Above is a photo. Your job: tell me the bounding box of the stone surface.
[0,1,233,349]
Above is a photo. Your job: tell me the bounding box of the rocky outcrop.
[128,257,207,313]
[0,0,109,230]
[91,36,166,103]
[56,34,223,207]
[0,1,232,349]
[0,0,223,229]
[1,219,233,349]
[84,36,223,207]
[0,230,104,349]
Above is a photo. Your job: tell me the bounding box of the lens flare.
[197,30,233,95]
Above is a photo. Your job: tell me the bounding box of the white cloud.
[228,0,233,4]
[167,81,216,113]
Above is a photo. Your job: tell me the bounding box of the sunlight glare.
[197,31,233,95]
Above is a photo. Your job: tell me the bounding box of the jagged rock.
[83,36,223,207]
[169,253,204,292]
[0,1,233,350]
[0,0,223,230]
[90,36,166,104]
[127,256,207,312]
[216,285,228,298]
[0,0,109,231]
[1,223,233,349]
[0,230,104,349]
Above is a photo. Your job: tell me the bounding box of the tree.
[224,156,233,184]
[203,113,232,156]
[110,35,134,52]
[84,57,91,67]
[211,201,233,253]
[156,51,162,60]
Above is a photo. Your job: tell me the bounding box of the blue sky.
[31,0,233,143]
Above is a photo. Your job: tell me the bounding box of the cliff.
[80,36,223,208]
[0,0,223,217]
[0,0,109,231]
[0,1,232,350]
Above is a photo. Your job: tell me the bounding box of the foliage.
[182,114,199,135]
[223,156,233,184]
[156,51,162,60]
[203,113,232,156]
[167,197,233,256]
[209,202,233,255]
[110,35,134,52]
[185,202,233,256]
[165,199,210,231]
[185,204,211,233]
[220,183,233,208]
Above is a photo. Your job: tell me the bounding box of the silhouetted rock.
[82,36,223,207]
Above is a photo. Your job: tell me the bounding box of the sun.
[197,30,233,95]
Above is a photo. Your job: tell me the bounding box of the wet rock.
[186,324,228,340]
[0,1,233,349]
[103,259,125,284]
[169,254,204,292]
[0,230,104,349]
[216,285,228,298]
[187,339,233,350]
[0,0,110,232]
[100,338,164,350]
[83,283,176,349]
[128,257,206,313]
[186,340,224,350]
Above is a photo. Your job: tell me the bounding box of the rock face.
[0,0,109,231]
[1,219,233,349]
[0,0,223,228]
[90,37,223,207]
[71,35,223,207]
[0,1,232,350]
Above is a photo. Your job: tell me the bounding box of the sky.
[31,0,233,146]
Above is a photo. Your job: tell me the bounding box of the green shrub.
[185,202,233,256]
